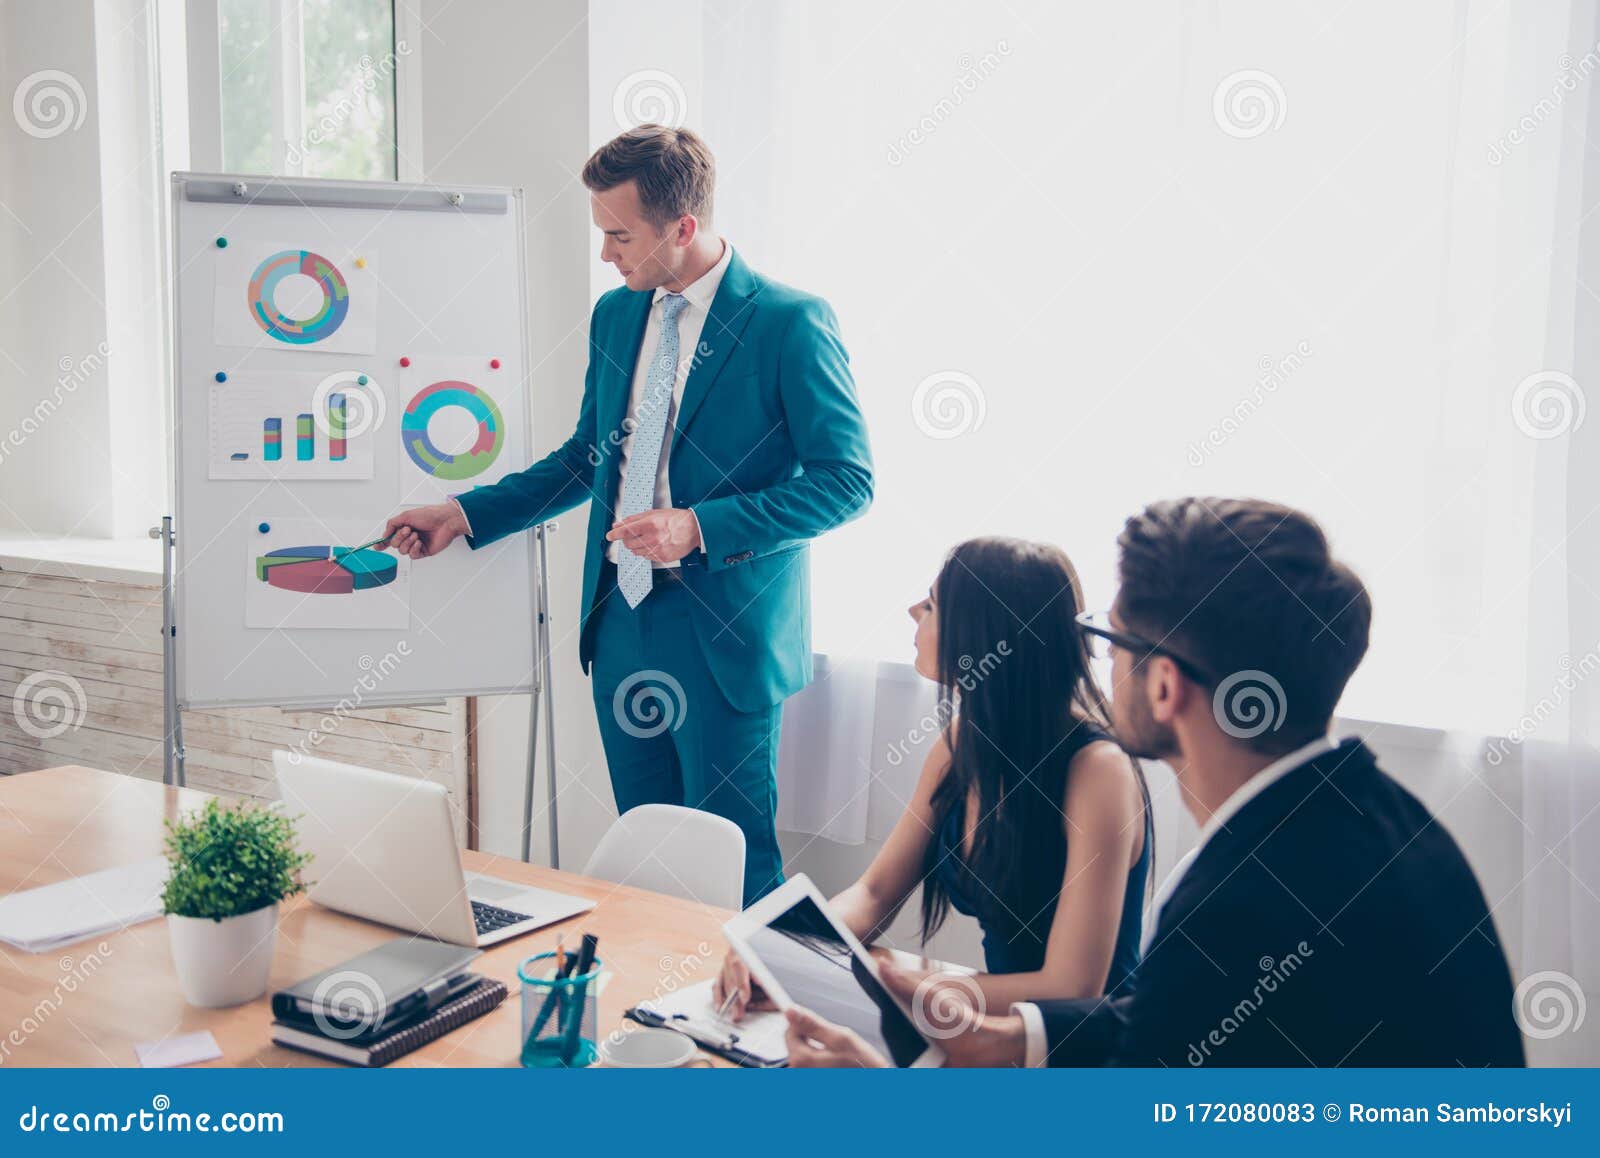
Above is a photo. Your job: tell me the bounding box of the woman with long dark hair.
[717,537,1151,1016]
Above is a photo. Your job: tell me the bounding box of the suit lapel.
[673,251,760,441]
[600,289,654,441]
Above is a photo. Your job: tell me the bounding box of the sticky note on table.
[135,1031,222,1068]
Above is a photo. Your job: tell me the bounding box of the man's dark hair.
[1115,497,1371,754]
[581,124,715,230]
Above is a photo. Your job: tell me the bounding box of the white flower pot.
[167,903,280,1008]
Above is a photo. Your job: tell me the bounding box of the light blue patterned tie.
[617,292,690,608]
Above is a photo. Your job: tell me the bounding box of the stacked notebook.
[269,939,507,1067]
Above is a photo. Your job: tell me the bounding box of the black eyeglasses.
[1074,610,1216,685]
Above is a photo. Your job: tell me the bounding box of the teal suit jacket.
[454,251,874,712]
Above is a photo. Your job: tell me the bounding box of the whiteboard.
[171,173,539,710]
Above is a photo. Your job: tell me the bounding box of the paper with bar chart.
[213,243,377,354]
[245,517,411,630]
[208,375,379,480]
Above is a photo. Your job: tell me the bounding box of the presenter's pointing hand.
[606,508,702,563]
[384,502,468,560]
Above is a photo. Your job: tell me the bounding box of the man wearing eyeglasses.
[784,498,1523,1067]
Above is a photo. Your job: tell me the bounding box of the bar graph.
[207,377,375,481]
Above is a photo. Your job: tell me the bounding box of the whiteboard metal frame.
[163,172,560,865]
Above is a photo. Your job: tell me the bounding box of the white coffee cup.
[597,1026,706,1068]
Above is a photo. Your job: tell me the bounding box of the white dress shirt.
[452,241,733,566]
[1012,733,1339,1067]
[604,238,733,568]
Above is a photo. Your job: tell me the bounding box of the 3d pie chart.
[255,544,397,594]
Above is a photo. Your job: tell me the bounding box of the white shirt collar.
[653,239,731,311]
[1198,733,1339,846]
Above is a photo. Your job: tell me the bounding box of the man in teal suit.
[386,126,873,905]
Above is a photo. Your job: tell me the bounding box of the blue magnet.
[215,371,227,383]
[357,374,368,386]
[257,522,270,533]
[215,236,228,248]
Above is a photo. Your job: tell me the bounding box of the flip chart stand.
[151,514,564,868]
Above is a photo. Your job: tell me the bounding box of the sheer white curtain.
[592,0,1600,1061]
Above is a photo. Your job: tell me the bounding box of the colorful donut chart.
[246,250,350,345]
[401,380,504,481]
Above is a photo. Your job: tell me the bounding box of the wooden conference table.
[0,765,740,1067]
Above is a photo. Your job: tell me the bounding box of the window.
[219,0,399,180]
[593,0,1555,736]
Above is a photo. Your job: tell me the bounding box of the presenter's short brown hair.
[582,124,716,230]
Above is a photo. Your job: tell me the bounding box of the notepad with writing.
[625,978,788,1067]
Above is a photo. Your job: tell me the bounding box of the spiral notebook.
[271,975,508,1067]
[625,979,788,1068]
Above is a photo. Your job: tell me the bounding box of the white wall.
[0,0,166,540]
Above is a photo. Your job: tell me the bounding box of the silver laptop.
[273,751,593,947]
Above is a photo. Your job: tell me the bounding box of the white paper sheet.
[207,373,380,481]
[0,856,167,953]
[135,1031,223,1068]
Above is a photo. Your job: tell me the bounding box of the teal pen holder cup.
[518,951,602,1068]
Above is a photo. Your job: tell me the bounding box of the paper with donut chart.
[245,516,412,631]
[212,242,378,354]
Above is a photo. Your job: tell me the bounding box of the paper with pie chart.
[245,517,411,630]
[213,243,377,354]
[208,373,380,480]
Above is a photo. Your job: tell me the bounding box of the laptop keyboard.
[472,900,530,935]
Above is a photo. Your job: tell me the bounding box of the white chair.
[581,804,746,909]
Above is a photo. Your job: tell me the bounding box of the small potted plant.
[162,797,312,1008]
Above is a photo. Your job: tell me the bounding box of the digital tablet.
[723,874,945,1068]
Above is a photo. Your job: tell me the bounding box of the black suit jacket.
[1036,739,1524,1066]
